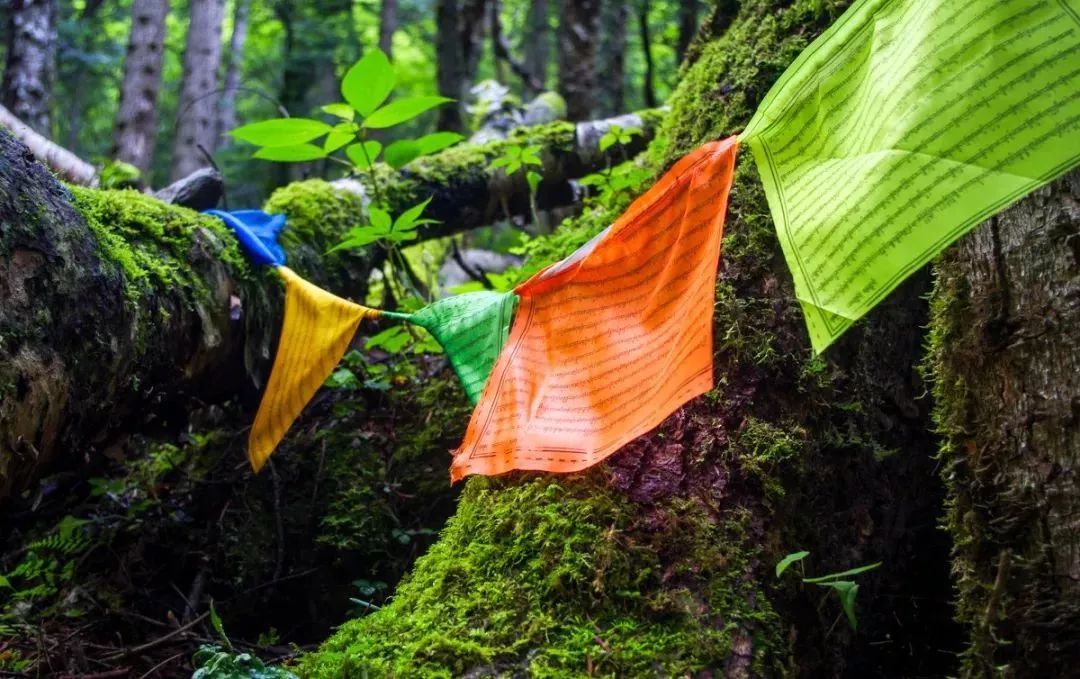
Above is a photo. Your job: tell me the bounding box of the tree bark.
[216,0,250,150]
[522,0,549,97]
[928,170,1080,677]
[593,0,626,117]
[435,0,487,132]
[556,0,599,121]
[1,0,57,135]
[170,0,226,182]
[378,0,397,57]
[112,0,169,176]
[676,0,698,64]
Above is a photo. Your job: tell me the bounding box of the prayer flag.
[450,137,739,482]
[741,0,1080,352]
[248,266,382,471]
[385,291,518,404]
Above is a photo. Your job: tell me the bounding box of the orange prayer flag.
[248,266,380,472]
[451,137,739,482]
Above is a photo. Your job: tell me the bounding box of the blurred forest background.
[1,0,693,202]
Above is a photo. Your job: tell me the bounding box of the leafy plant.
[489,142,544,223]
[775,550,881,631]
[579,125,649,201]
[232,48,462,302]
[192,645,298,679]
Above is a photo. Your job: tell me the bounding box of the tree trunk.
[522,0,549,97]
[60,0,108,153]
[556,0,599,121]
[298,2,964,676]
[593,0,626,117]
[378,0,397,57]
[1,0,57,135]
[435,0,487,133]
[927,170,1080,677]
[637,0,657,108]
[216,0,250,150]
[170,0,226,182]
[112,0,169,176]
[676,0,698,64]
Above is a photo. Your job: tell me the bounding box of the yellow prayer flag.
[248,267,380,471]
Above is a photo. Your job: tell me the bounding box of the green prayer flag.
[388,291,518,403]
[741,0,1080,352]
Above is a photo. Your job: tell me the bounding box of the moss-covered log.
[0,128,377,502]
[927,170,1080,677]
[301,1,961,676]
[267,110,665,243]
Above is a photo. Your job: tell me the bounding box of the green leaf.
[775,550,810,578]
[327,229,383,253]
[599,132,617,153]
[324,123,358,153]
[366,326,411,353]
[231,118,332,146]
[816,581,860,630]
[322,103,355,121]
[384,139,422,169]
[369,207,392,232]
[526,170,542,194]
[342,49,396,117]
[415,131,463,155]
[345,141,383,168]
[393,196,433,233]
[364,96,453,129]
[254,144,328,162]
[802,562,881,583]
[209,599,232,649]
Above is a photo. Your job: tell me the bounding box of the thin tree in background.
[1,0,58,135]
[522,0,548,96]
[170,0,226,181]
[594,0,626,117]
[637,0,657,108]
[113,0,169,175]
[556,0,599,120]
[61,0,108,152]
[379,0,397,58]
[676,0,697,63]
[435,0,486,132]
[217,0,250,149]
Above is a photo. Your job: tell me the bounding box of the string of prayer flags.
[449,138,739,482]
[207,209,383,472]
[740,0,1080,352]
[384,291,518,404]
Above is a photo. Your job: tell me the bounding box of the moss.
[297,475,781,678]
[70,186,250,302]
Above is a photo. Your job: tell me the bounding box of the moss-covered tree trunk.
[300,1,962,676]
[928,171,1080,677]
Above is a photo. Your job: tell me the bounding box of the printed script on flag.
[450,138,739,481]
[741,0,1080,352]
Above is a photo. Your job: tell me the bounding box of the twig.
[100,612,210,661]
[56,669,131,679]
[450,241,495,290]
[137,652,185,679]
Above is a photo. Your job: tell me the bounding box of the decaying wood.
[0,103,97,185]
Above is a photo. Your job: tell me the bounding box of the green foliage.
[192,646,298,679]
[775,552,882,631]
[1,516,95,621]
